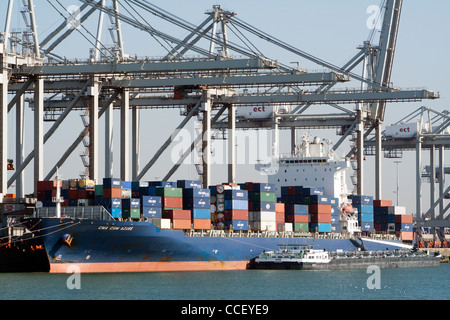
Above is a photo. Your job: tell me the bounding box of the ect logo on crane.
[366,5,382,31]
[66,5,81,30]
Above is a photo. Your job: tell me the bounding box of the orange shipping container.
[399,231,414,241]
[164,209,191,220]
[286,214,309,223]
[275,212,285,223]
[103,188,122,198]
[374,200,393,207]
[308,204,331,214]
[275,203,285,214]
[310,213,332,223]
[224,210,248,221]
[394,214,413,224]
[193,219,211,230]
[163,196,183,209]
[172,219,192,230]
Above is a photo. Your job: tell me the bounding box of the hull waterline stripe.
[50,261,250,273]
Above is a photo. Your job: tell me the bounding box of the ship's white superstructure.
[256,132,361,235]
[257,132,351,206]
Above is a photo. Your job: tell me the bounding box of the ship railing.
[35,205,115,221]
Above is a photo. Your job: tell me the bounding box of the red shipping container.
[286,214,309,223]
[394,214,413,224]
[193,219,211,230]
[310,213,331,223]
[68,189,78,199]
[36,181,47,192]
[103,188,122,198]
[36,191,46,201]
[163,196,183,209]
[275,203,285,214]
[288,186,297,195]
[374,200,393,207]
[276,212,285,223]
[77,189,87,199]
[308,204,331,214]
[224,210,248,221]
[172,219,192,230]
[164,209,191,220]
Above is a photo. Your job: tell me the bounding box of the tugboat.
[251,244,331,270]
[249,243,441,270]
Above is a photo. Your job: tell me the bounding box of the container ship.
[6,135,415,273]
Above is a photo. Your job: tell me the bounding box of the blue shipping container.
[360,222,374,231]
[287,195,303,204]
[224,220,249,231]
[285,204,308,215]
[224,199,248,211]
[177,180,203,189]
[192,208,211,219]
[121,181,132,190]
[139,186,156,196]
[103,178,121,189]
[251,201,275,212]
[141,207,162,219]
[251,183,275,193]
[302,187,324,196]
[184,197,211,209]
[395,223,413,232]
[358,213,374,222]
[224,189,248,200]
[309,195,331,205]
[140,196,162,207]
[374,214,388,224]
[103,198,122,208]
[310,223,331,233]
[354,204,374,214]
[183,188,211,198]
[122,198,140,209]
[352,195,373,205]
[148,181,177,187]
[109,208,122,218]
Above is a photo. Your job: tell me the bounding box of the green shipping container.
[122,208,140,219]
[252,192,276,202]
[95,185,103,196]
[155,187,183,198]
[294,222,309,232]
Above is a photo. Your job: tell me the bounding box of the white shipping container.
[250,221,277,232]
[384,122,421,139]
[249,211,276,221]
[152,218,171,229]
[388,206,406,215]
[277,222,293,232]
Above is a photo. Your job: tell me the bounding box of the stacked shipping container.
[36,178,414,239]
[180,180,211,230]
[374,200,413,240]
[246,183,277,232]
[351,195,374,232]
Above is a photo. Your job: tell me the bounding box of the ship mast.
[54,167,63,218]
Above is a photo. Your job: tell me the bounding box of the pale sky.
[2,0,449,214]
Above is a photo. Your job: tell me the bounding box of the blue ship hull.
[24,218,406,273]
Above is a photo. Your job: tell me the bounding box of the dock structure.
[0,0,447,241]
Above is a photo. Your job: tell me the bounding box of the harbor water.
[0,264,448,300]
